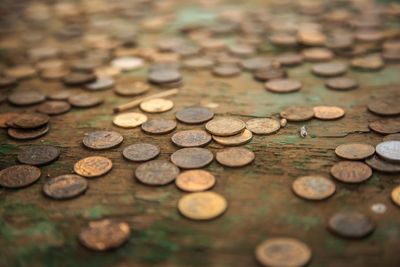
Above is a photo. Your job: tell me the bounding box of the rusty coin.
[241,57,272,72]
[140,98,174,113]
[83,131,123,150]
[171,130,211,147]
[176,106,214,124]
[68,93,103,108]
[365,155,400,173]
[325,77,359,91]
[302,47,334,62]
[11,112,50,129]
[0,112,19,128]
[280,106,314,122]
[178,191,227,220]
[122,143,160,162]
[0,165,41,188]
[74,156,113,178]
[312,62,347,77]
[216,147,255,167]
[313,106,345,120]
[335,143,375,160]
[43,174,88,200]
[391,186,400,207]
[135,160,179,186]
[8,91,46,106]
[328,212,375,239]
[265,79,302,93]
[113,113,148,128]
[36,101,71,115]
[114,81,149,96]
[141,119,177,135]
[376,141,400,162]
[276,53,303,67]
[175,170,216,192]
[171,148,214,169]
[17,145,60,166]
[367,98,400,116]
[292,176,336,200]
[205,117,245,136]
[212,129,253,146]
[369,119,400,134]
[8,124,49,140]
[330,161,372,183]
[246,118,280,135]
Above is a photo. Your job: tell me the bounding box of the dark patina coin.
[0,165,41,188]
[135,160,179,185]
[0,112,19,128]
[365,155,400,173]
[11,112,50,129]
[176,106,214,124]
[141,119,177,134]
[83,131,123,150]
[63,72,96,86]
[68,93,103,108]
[312,62,348,77]
[8,124,50,140]
[328,212,375,239]
[122,143,160,162]
[369,119,400,135]
[325,77,359,91]
[171,148,214,169]
[36,101,71,115]
[8,91,46,106]
[43,174,88,199]
[367,98,400,116]
[171,130,212,147]
[17,145,60,166]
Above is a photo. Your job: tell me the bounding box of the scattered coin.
[365,155,400,173]
[292,176,336,200]
[113,112,148,128]
[178,191,227,220]
[280,106,314,122]
[212,64,241,77]
[246,118,280,135]
[325,77,359,91]
[241,57,272,72]
[171,130,212,147]
[254,68,287,81]
[175,170,216,192]
[216,147,255,167]
[74,156,113,178]
[135,160,179,185]
[0,112,19,128]
[11,112,50,129]
[383,133,400,142]
[0,165,41,188]
[328,212,375,239]
[335,143,375,160]
[83,131,123,150]
[8,124,49,140]
[313,106,345,120]
[114,81,149,96]
[276,53,303,67]
[176,106,214,124]
[17,145,60,166]
[302,47,334,62]
[376,141,400,162]
[36,101,71,115]
[367,98,400,116]
[68,93,103,108]
[43,174,88,200]
[369,119,400,135]
[371,203,387,214]
[148,68,181,84]
[140,98,174,113]
[112,56,144,71]
[212,129,253,146]
[205,117,245,136]
[122,143,160,162]
[330,161,372,183]
[85,76,114,91]
[171,148,214,169]
[312,62,347,77]
[141,119,177,134]
[183,57,214,70]
[391,186,400,207]
[0,77,17,88]
[47,90,72,101]
[63,72,96,86]
[8,91,46,106]
[351,55,384,71]
[265,79,302,93]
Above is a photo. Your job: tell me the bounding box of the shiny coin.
[17,145,60,166]
[391,186,400,207]
[369,119,400,134]
[112,57,144,71]
[328,212,375,239]
[376,141,400,162]
[85,76,114,91]
[68,93,103,108]
[114,81,149,96]
[312,62,347,77]
[330,161,372,183]
[122,143,160,162]
[83,131,123,150]
[171,130,211,147]
[74,156,113,178]
[292,176,336,200]
[47,90,72,101]
[205,117,245,136]
[8,91,46,106]
[63,72,96,86]
[255,238,311,267]
[11,112,49,129]
[135,160,179,186]
[367,98,400,116]
[178,191,227,220]
[0,165,41,188]
[43,174,88,200]
[8,124,49,140]
[254,68,287,82]
[171,148,214,169]
[246,118,280,135]
[36,101,71,115]
[302,47,334,62]
[313,106,345,120]
[265,79,302,93]
[140,98,174,113]
[0,112,19,128]
[212,64,241,77]
[365,155,400,173]
[175,170,216,192]
[384,133,400,142]
[280,106,314,122]
[216,147,255,167]
[176,106,214,124]
[141,119,177,134]
[79,219,131,251]
[113,112,148,128]
[325,77,359,91]
[148,69,181,84]
[335,143,375,160]
[351,55,384,71]
[212,129,253,146]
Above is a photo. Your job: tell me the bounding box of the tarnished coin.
[246,118,280,135]
[183,57,214,70]
[43,174,88,199]
[351,55,384,71]
[112,56,144,71]
[328,212,375,239]
[8,124,49,140]
[74,156,113,178]
[312,62,347,77]
[302,47,333,62]
[280,106,314,122]
[216,147,255,167]
[241,57,272,72]
[178,191,227,220]
[212,64,241,77]
[255,238,311,267]
[330,161,372,183]
[113,113,148,128]
[63,72,96,86]
[171,130,211,147]
[212,129,253,146]
[335,143,375,160]
[122,143,160,162]
[114,81,149,96]
[369,119,400,134]
[8,91,46,106]
[265,79,302,93]
[391,186,400,207]
[205,117,245,136]
[254,68,287,81]
[141,119,177,134]
[148,68,181,84]
[140,98,174,113]
[79,219,131,251]
[376,141,400,162]
[276,53,303,67]
[176,107,214,124]
[325,77,359,91]
[83,131,123,150]
[365,155,400,173]
[36,101,71,115]
[47,90,72,101]
[11,112,50,129]
[171,148,214,169]
[135,160,179,186]
[367,98,400,116]
[313,106,345,120]
[0,165,41,188]
[17,145,60,166]
[85,76,114,91]
[0,112,19,128]
[68,94,103,108]
[384,133,400,142]
[175,170,216,192]
[4,65,36,80]
[292,176,336,200]
[0,77,17,88]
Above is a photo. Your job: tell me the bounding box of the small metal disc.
[8,124,49,140]
[384,133,400,142]
[276,53,303,67]
[85,76,114,91]
[171,148,214,169]
[0,165,41,188]
[313,106,345,120]
[241,57,272,72]
[148,68,181,84]
[280,106,314,122]
[369,119,400,135]
[391,186,400,207]
[141,119,177,135]
[216,147,255,167]
[176,107,214,124]
[365,155,400,173]
[328,212,375,239]
[43,174,88,200]
[63,72,97,86]
[178,191,227,220]
[17,145,60,166]
[68,94,103,108]
[135,160,179,186]
[265,79,302,93]
[36,101,71,115]
[74,156,113,178]
[183,57,214,70]
[83,131,123,150]
[11,112,50,129]
[212,64,241,77]
[351,55,384,71]
[0,112,19,128]
[376,141,400,162]
[212,129,253,146]
[335,143,375,160]
[47,90,72,101]
[205,117,245,136]
[302,47,334,62]
[8,91,46,106]
[253,68,287,82]
[246,118,280,135]
[114,81,149,96]
[113,112,148,128]
[112,56,144,71]
[312,62,348,77]
[325,77,359,91]
[175,170,216,192]
[171,130,212,147]
[330,161,372,183]
[122,143,160,162]
[292,176,336,200]
[367,98,400,116]
[140,98,174,113]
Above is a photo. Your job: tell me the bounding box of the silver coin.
[376,141,400,162]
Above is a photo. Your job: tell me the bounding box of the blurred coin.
[140,98,174,113]
[280,106,314,122]
[325,77,358,91]
[335,143,375,160]
[212,64,241,77]
[265,79,302,93]
[351,55,384,71]
[369,119,400,134]
[216,147,255,167]
[172,130,211,147]
[313,106,345,120]
[74,156,113,178]
[328,212,375,239]
[241,57,272,71]
[8,91,46,106]
[114,82,149,96]
[0,165,41,188]
[63,72,96,86]
[8,124,49,140]
[330,161,372,183]
[85,77,114,91]
[312,62,347,77]
[183,57,214,70]
[269,32,298,47]
[246,118,280,135]
[41,68,69,80]
[36,101,71,115]
[212,129,252,146]
[302,48,334,62]
[367,98,400,116]
[175,170,216,192]
[12,112,49,129]
[43,174,88,200]
[391,186,400,207]
[0,77,17,88]
[148,69,181,84]
[68,94,103,108]
[112,56,144,71]
[141,119,177,134]
[122,143,160,162]
[276,53,303,67]
[178,191,227,220]
[171,148,214,169]
[4,65,36,80]
[365,155,400,173]
[47,90,72,101]
[292,176,336,200]
[0,112,19,128]
[205,117,245,136]
[113,113,148,128]
[384,133,400,142]
[17,145,60,166]
[83,131,123,150]
[135,160,179,185]
[176,107,214,124]
[254,68,287,82]
[376,141,400,162]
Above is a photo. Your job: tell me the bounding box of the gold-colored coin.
[139,98,174,113]
[391,186,400,207]
[292,176,336,200]
[178,191,227,220]
[212,129,253,146]
[74,156,113,178]
[205,117,245,136]
[175,170,216,192]
[113,112,148,128]
[313,106,345,120]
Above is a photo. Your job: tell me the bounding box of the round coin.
[367,98,400,116]
[36,101,71,115]
[312,62,347,77]
[246,118,280,135]
[292,176,336,200]
[141,119,177,134]
[212,129,253,146]
[112,56,144,71]
[365,155,400,173]
[369,119,400,135]
[383,133,400,142]
[122,143,160,162]
[325,77,359,91]
[254,68,287,81]
[47,90,72,101]
[376,141,400,162]
[113,113,148,128]
[216,147,255,167]
[63,72,96,86]
[8,125,49,140]
[302,47,334,62]
[8,91,46,106]
[43,174,88,200]
[265,79,302,93]
[17,145,60,166]
[175,170,216,192]
[135,160,179,186]
[330,161,372,183]
[171,148,214,169]
[280,106,314,122]
[205,117,245,136]
[328,212,375,239]
[335,143,375,160]
[171,130,211,147]
[391,186,400,207]
[0,112,19,128]
[178,191,227,220]
[176,107,214,124]
[0,165,41,188]
[139,98,174,113]
[74,156,113,178]
[68,94,103,108]
[83,131,123,150]
[85,76,114,91]
[313,106,345,120]
[114,81,149,96]
[12,112,50,129]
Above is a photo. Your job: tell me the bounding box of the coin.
[280,106,314,122]
[140,98,174,113]
[328,212,375,239]
[17,145,60,166]
[312,62,347,77]
[367,98,400,116]
[74,156,113,178]
[302,47,334,62]
[0,165,41,188]
[0,112,19,128]
[63,72,96,86]
[212,129,253,146]
[178,191,227,220]
[205,117,245,136]
[148,68,181,84]
[269,32,298,47]
[254,68,287,82]
[216,147,255,167]
[384,133,400,142]
[171,148,214,169]
[376,141,400,162]
[365,155,400,173]
[83,131,123,150]
[112,56,144,71]
[183,57,214,70]
[335,143,375,160]
[325,77,359,91]
[79,219,131,251]
[47,90,72,101]
[4,65,36,80]
[313,106,345,120]
[241,57,272,72]
[330,161,372,183]
[0,77,17,88]
[276,53,303,67]
[68,93,103,108]
[122,143,160,162]
[391,186,400,207]
[43,174,88,200]
[265,79,302,93]
[8,124,49,140]
[113,113,148,128]
[246,118,280,135]
[369,119,400,134]
[176,107,214,124]
[171,130,212,147]
[11,112,50,129]
[135,160,179,185]
[292,176,336,200]
[351,55,384,71]
[212,64,241,77]
[141,119,177,134]
[36,101,71,115]
[175,170,216,192]
[114,81,149,96]
[85,76,114,91]
[8,91,46,106]
[255,238,311,267]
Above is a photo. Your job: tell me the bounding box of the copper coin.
[302,47,334,62]
[183,57,214,70]
[85,76,114,91]
[313,106,345,120]
[112,56,144,71]
[328,212,375,239]
[114,81,149,96]
[312,62,347,77]
[68,93,103,108]
[43,174,88,200]
[79,219,131,251]
[335,143,375,160]
[176,107,214,124]
[178,191,227,220]
[63,72,96,86]
[0,77,17,88]
[171,148,214,169]
[8,124,49,140]
[365,155,400,173]
[171,130,211,147]
[11,112,50,129]
[83,131,123,150]
[122,143,160,162]
[148,69,181,84]
[205,117,245,136]
[216,147,255,167]
[254,67,287,82]
[74,156,113,178]
[212,64,241,77]
[269,32,298,47]
[351,55,384,71]
[391,186,400,207]
[135,160,179,186]
[36,101,71,115]
[175,170,216,192]
[47,90,72,101]
[229,44,255,57]
[4,65,36,80]
[384,133,400,142]
[367,98,400,116]
[276,53,303,67]
[325,77,359,91]
[113,113,148,128]
[0,112,19,128]
[141,119,177,134]
[0,165,41,188]
[369,119,400,134]
[280,106,314,122]
[376,141,400,162]
[241,57,272,72]
[17,145,60,166]
[8,91,46,106]
[255,238,312,267]
[41,68,69,80]
[292,176,336,200]
[265,79,302,93]
[212,129,253,146]
[246,118,280,135]
[140,98,174,113]
[330,161,372,183]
